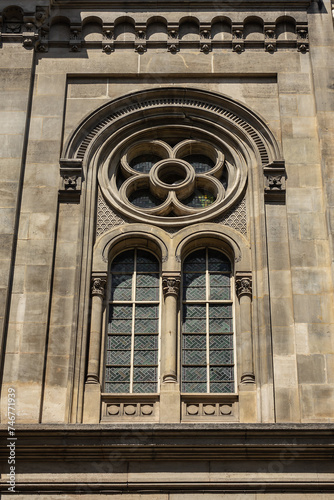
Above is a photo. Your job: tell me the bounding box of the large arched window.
[104,249,160,394]
[182,248,235,393]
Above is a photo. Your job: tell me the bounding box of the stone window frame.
[60,88,285,422]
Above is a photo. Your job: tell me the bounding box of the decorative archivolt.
[60,88,285,224]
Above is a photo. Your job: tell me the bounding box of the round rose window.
[99,130,246,226]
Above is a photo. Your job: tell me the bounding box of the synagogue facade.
[0,0,334,498]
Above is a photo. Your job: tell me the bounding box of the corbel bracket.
[59,158,83,201]
[263,160,286,203]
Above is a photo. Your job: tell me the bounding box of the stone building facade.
[0,0,334,498]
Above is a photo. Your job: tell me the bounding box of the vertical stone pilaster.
[160,273,181,423]
[236,273,255,384]
[86,275,107,384]
[161,273,181,383]
[83,274,107,423]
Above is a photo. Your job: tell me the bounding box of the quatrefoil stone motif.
[117,140,227,217]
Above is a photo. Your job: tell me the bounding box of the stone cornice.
[51,0,312,7]
[0,424,333,462]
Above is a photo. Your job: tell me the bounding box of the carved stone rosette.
[162,275,181,297]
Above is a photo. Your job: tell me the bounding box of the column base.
[160,383,180,423]
[83,383,101,423]
[239,382,257,422]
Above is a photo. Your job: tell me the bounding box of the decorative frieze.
[182,396,238,422]
[263,160,286,202]
[0,10,308,54]
[101,396,159,422]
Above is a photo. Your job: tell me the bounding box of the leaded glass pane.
[134,334,158,350]
[183,189,216,208]
[130,154,161,173]
[183,250,206,272]
[111,274,133,301]
[182,247,234,395]
[183,334,206,349]
[182,154,215,173]
[134,349,158,365]
[109,319,132,334]
[105,366,130,382]
[183,349,206,365]
[108,335,132,350]
[210,304,232,318]
[111,250,134,273]
[210,349,233,365]
[209,317,233,333]
[136,273,159,301]
[183,273,206,300]
[210,334,233,349]
[210,366,233,381]
[210,382,234,393]
[210,274,231,300]
[182,381,207,393]
[137,250,159,272]
[133,366,157,382]
[106,350,131,366]
[111,305,133,318]
[183,318,206,334]
[208,249,231,272]
[106,249,160,395]
[129,189,162,209]
[105,382,129,393]
[183,366,206,382]
[133,382,156,393]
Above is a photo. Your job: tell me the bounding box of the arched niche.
[82,17,103,42]
[179,17,200,41]
[276,16,296,40]
[211,17,232,41]
[49,16,71,41]
[147,17,168,41]
[114,17,136,41]
[243,17,264,41]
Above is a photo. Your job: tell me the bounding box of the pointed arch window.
[182,248,235,393]
[105,249,160,394]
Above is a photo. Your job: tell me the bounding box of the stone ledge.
[0,423,333,462]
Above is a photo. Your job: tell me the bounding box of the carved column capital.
[263,160,286,202]
[59,158,83,201]
[236,273,252,299]
[162,273,181,298]
[91,276,107,298]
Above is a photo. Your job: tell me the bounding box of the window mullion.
[130,249,137,394]
[206,248,210,393]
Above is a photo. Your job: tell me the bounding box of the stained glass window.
[182,248,234,393]
[105,249,160,394]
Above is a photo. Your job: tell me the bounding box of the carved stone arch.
[173,223,250,271]
[62,87,282,165]
[92,224,169,272]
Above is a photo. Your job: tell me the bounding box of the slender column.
[236,274,255,384]
[162,273,181,383]
[86,275,107,384]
